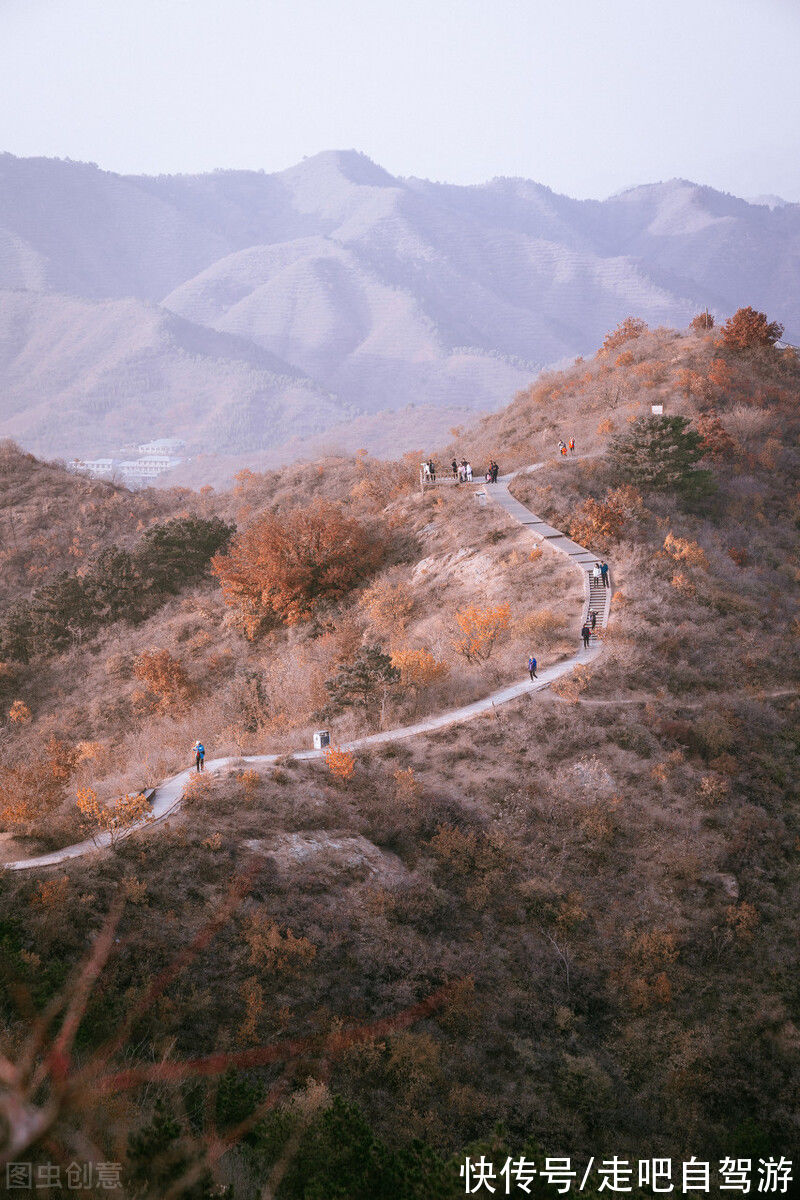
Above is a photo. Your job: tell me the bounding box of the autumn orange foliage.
[551,664,592,703]
[618,929,680,1012]
[34,877,71,910]
[726,901,760,941]
[726,546,749,568]
[213,500,385,636]
[0,761,61,825]
[689,311,715,332]
[663,533,709,570]
[243,911,317,972]
[390,647,449,686]
[46,736,80,782]
[452,603,510,663]
[670,572,695,597]
[393,766,420,804]
[675,368,707,400]
[360,579,414,633]
[721,306,783,352]
[132,649,193,713]
[707,357,734,393]
[324,745,356,782]
[8,699,31,724]
[75,786,153,846]
[569,486,643,551]
[697,409,736,458]
[601,317,648,354]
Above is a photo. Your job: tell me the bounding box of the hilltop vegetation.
[461,307,797,473]
[2,151,800,463]
[0,312,798,1196]
[0,444,580,855]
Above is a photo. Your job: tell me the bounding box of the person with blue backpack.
[528,655,538,681]
[192,740,205,772]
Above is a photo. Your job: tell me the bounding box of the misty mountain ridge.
[0,149,797,461]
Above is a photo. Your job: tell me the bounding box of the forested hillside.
[0,310,797,1197]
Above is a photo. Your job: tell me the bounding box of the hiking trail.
[5,464,610,871]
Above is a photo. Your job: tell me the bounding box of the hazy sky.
[1,0,799,199]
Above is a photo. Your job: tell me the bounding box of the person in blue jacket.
[528,655,538,681]
[192,740,205,772]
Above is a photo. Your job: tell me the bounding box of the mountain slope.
[0,150,797,460]
[0,290,341,456]
[0,326,798,1178]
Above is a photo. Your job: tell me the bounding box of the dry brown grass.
[1,323,799,1177]
[0,456,583,854]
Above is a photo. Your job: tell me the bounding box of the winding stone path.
[5,465,609,872]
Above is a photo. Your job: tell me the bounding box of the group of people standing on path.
[444,458,500,483]
[592,561,610,589]
[422,457,500,484]
[558,438,576,456]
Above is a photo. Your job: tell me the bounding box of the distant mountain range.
[0,149,797,461]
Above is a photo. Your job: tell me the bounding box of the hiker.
[451,457,459,479]
[601,561,610,588]
[568,438,575,453]
[193,741,205,772]
[485,467,492,483]
[557,439,565,454]
[459,459,468,482]
[491,461,499,483]
[528,655,538,681]
[589,609,597,630]
[581,624,591,649]
[427,458,436,481]
[592,562,602,586]
[465,461,473,482]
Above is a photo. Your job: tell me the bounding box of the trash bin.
[313,730,331,750]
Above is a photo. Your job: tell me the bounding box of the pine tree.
[25,573,93,655]
[83,546,146,623]
[278,1096,457,1199]
[322,644,400,726]
[136,516,234,595]
[126,1098,226,1199]
[609,415,714,501]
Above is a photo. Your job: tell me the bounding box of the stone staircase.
[586,569,610,643]
[487,469,611,649]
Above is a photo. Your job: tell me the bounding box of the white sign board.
[651,404,664,415]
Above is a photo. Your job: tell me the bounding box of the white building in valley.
[69,442,184,486]
[119,454,182,482]
[137,438,185,456]
[69,458,118,479]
